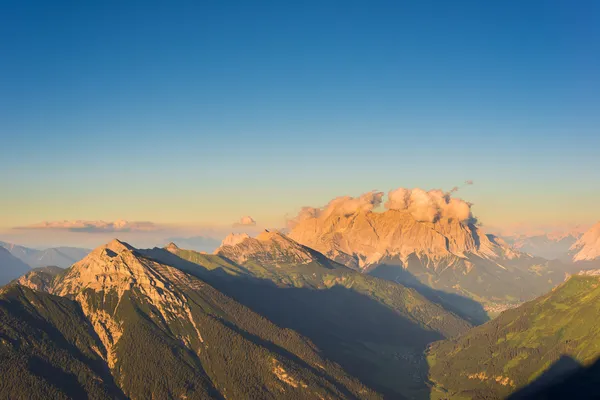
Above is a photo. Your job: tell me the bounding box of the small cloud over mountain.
[232,216,256,227]
[15,220,160,233]
[287,191,384,228]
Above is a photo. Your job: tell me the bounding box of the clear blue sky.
[1,1,599,239]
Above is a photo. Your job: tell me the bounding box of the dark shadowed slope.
[508,355,600,399]
[0,285,126,400]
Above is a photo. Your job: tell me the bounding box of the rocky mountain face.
[0,241,89,269]
[570,222,600,262]
[288,209,505,268]
[288,209,570,318]
[216,230,340,268]
[162,233,471,398]
[2,239,380,400]
[427,271,600,399]
[0,247,31,285]
[12,266,63,292]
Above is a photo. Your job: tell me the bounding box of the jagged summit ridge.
[102,238,135,253]
[220,232,250,247]
[164,241,180,252]
[55,239,177,297]
[52,239,194,328]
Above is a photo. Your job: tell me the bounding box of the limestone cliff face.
[288,209,521,269]
[571,222,600,262]
[287,210,574,314]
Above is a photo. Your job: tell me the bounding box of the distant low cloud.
[15,220,160,233]
[232,216,256,227]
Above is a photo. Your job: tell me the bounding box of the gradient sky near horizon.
[1,1,599,246]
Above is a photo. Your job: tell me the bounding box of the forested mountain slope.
[1,239,380,400]
[427,272,600,399]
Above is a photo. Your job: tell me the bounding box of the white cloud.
[287,191,384,228]
[288,186,476,227]
[232,216,257,227]
[385,188,474,223]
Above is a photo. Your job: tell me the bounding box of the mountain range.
[0,235,475,398]
[3,216,600,398]
[3,239,383,399]
[150,231,470,397]
[502,231,582,261]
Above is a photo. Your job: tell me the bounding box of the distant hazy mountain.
[0,247,31,285]
[2,239,379,399]
[163,236,222,252]
[0,241,89,268]
[427,270,600,399]
[288,209,571,318]
[159,231,471,397]
[503,231,581,260]
[570,222,600,262]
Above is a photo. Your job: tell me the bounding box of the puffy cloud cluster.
[16,219,160,233]
[288,184,476,228]
[288,191,384,228]
[385,188,475,223]
[232,216,257,227]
